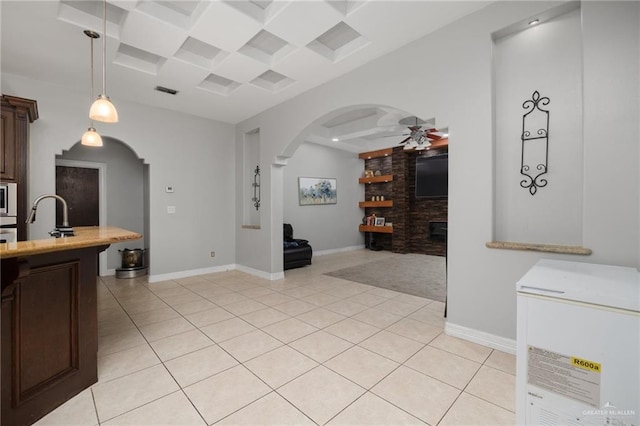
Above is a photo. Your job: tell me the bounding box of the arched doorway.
[56,136,150,276]
[277,104,417,263]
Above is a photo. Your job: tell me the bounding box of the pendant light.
[82,30,103,147]
[89,0,118,123]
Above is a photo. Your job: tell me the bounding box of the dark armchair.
[283,223,312,270]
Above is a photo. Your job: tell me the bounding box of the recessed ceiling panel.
[251,70,294,92]
[265,0,343,47]
[189,2,263,52]
[119,9,188,58]
[307,21,369,62]
[223,0,289,24]
[326,0,368,17]
[174,37,229,69]
[238,30,295,66]
[135,0,209,30]
[198,73,241,96]
[114,43,167,75]
[212,52,269,84]
[57,0,127,38]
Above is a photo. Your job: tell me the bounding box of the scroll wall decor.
[520,90,550,195]
[252,165,260,210]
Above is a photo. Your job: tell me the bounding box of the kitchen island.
[1,226,142,425]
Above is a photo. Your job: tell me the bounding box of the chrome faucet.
[25,195,73,236]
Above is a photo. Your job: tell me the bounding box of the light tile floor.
[35,250,515,425]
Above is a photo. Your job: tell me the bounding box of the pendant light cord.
[90,35,95,126]
[102,0,107,96]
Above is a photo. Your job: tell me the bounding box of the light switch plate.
[167,206,176,214]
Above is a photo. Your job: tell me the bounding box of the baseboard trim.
[314,245,365,256]
[235,264,284,281]
[445,322,516,354]
[148,264,236,283]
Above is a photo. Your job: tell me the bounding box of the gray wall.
[235,1,639,343]
[3,74,237,279]
[57,137,146,271]
[283,142,364,252]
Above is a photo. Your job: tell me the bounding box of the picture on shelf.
[298,177,337,205]
[374,217,386,226]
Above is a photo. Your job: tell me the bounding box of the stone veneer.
[362,146,447,256]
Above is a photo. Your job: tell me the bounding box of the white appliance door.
[517,294,639,426]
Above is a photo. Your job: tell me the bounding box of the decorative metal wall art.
[520,90,550,195]
[252,165,260,210]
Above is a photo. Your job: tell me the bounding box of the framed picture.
[374,217,386,226]
[298,177,337,205]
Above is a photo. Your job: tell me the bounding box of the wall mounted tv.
[415,153,448,198]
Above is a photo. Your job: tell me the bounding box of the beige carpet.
[325,253,446,302]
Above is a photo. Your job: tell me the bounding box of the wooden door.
[55,166,99,227]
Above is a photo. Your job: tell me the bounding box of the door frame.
[55,159,108,276]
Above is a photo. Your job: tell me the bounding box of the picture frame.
[374,217,386,226]
[298,177,337,205]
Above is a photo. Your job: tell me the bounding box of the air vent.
[155,86,179,95]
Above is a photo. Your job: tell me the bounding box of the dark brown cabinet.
[1,95,38,241]
[1,247,102,426]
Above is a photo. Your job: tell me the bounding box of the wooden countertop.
[0,226,142,259]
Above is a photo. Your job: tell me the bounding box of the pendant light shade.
[89,95,118,123]
[82,30,103,147]
[91,0,118,123]
[82,127,103,146]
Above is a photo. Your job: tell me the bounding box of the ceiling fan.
[391,116,445,151]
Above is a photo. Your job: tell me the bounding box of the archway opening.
[56,136,150,276]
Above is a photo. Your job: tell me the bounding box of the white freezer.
[516,259,639,426]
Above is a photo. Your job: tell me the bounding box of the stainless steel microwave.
[0,182,17,217]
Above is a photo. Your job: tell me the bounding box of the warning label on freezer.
[527,345,601,408]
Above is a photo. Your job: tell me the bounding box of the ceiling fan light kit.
[397,116,442,151]
[90,0,119,124]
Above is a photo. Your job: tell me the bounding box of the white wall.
[283,142,364,252]
[2,74,237,278]
[494,9,583,245]
[235,1,639,342]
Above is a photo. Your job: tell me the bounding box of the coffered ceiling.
[1,1,490,127]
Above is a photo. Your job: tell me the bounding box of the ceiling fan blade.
[384,133,409,138]
[426,131,444,140]
[398,136,411,144]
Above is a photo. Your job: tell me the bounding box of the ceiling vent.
[154,86,179,95]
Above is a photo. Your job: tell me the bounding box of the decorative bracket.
[520,90,550,195]
[252,165,260,211]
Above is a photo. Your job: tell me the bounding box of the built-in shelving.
[358,175,393,184]
[359,200,393,208]
[359,225,393,234]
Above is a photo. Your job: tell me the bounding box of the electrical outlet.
[210,251,215,257]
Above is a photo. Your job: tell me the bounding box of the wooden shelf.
[359,200,393,208]
[359,225,393,234]
[358,175,393,184]
[358,148,393,160]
